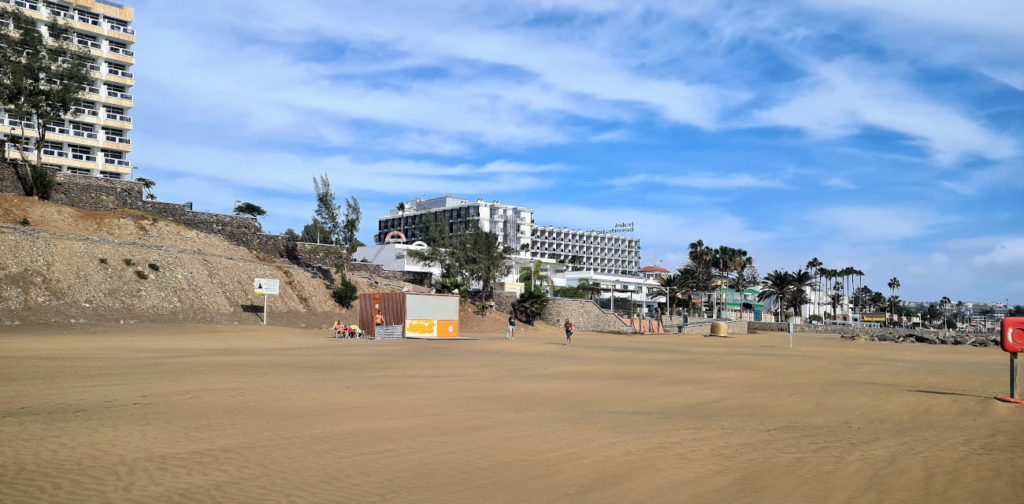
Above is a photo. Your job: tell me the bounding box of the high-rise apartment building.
[1,0,135,179]
[376,196,535,256]
[375,195,642,275]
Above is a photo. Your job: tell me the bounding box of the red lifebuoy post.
[996,318,1024,403]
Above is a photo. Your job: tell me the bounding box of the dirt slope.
[0,195,382,328]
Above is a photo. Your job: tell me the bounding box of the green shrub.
[19,217,30,226]
[30,164,55,200]
[808,314,823,323]
[331,274,358,308]
[147,263,160,272]
[133,270,148,280]
[123,258,134,266]
[513,288,549,324]
[552,286,587,299]
[99,257,108,264]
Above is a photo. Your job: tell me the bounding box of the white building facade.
[376,196,534,256]
[375,195,642,275]
[1,0,136,179]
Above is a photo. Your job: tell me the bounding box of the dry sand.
[0,325,1019,503]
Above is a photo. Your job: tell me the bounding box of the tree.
[300,219,331,244]
[233,202,266,219]
[939,296,952,330]
[806,257,823,319]
[887,277,900,326]
[513,288,548,324]
[283,228,299,242]
[0,9,92,198]
[409,219,511,301]
[340,195,362,253]
[312,173,341,244]
[786,269,813,317]
[396,201,406,242]
[758,270,792,322]
[1009,305,1024,317]
[136,177,156,200]
[331,273,358,308]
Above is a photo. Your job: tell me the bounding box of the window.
[67,167,91,176]
[100,171,121,179]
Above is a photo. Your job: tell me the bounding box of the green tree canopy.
[233,202,266,219]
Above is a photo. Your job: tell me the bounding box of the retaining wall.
[542,298,632,333]
[747,322,953,338]
[0,165,298,257]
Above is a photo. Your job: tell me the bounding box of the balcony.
[108,24,135,35]
[104,112,132,123]
[41,147,68,158]
[103,135,131,145]
[76,15,101,27]
[107,68,133,79]
[103,158,128,167]
[71,152,97,162]
[108,46,135,57]
[105,90,133,101]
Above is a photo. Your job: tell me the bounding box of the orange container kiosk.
[359,292,460,339]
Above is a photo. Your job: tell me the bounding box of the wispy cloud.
[609,173,784,190]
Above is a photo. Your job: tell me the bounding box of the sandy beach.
[0,325,1018,503]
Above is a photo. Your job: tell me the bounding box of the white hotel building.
[374,195,641,275]
[1,0,135,179]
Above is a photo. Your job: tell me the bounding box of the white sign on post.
[253,278,280,325]
[254,278,280,295]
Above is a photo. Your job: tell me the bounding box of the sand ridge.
[0,326,1018,503]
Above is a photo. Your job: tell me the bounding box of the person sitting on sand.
[332,320,344,338]
[564,318,575,346]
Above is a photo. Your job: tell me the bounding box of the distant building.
[375,194,642,275]
[2,0,136,179]
[639,265,671,281]
[375,196,534,257]
[352,242,440,276]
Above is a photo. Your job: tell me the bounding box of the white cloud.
[809,206,943,241]
[823,177,857,189]
[609,173,784,190]
[973,238,1024,268]
[754,60,1019,164]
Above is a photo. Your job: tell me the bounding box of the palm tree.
[688,240,714,316]
[940,296,951,330]
[887,277,901,326]
[758,270,793,322]
[806,258,823,319]
[396,202,406,242]
[787,269,813,317]
[136,177,156,200]
[829,292,844,320]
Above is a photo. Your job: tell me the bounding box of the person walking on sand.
[506,312,517,341]
[564,318,575,346]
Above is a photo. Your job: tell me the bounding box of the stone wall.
[493,292,517,315]
[747,321,957,339]
[0,168,145,211]
[345,261,432,287]
[0,165,300,258]
[541,298,632,333]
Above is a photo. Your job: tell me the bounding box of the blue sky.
[126,0,1024,303]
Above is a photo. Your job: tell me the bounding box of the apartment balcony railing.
[71,152,97,162]
[45,125,70,135]
[41,148,68,158]
[105,90,133,101]
[72,106,99,117]
[77,15,101,27]
[104,135,131,145]
[108,46,134,57]
[88,63,101,72]
[4,117,37,130]
[12,0,39,12]
[75,39,103,50]
[108,24,135,35]
[83,85,101,95]
[107,68,133,79]
[104,112,131,123]
[70,129,98,140]
[103,158,129,167]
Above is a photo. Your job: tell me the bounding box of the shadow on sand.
[908,389,989,399]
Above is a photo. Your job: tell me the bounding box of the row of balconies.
[4,143,129,168]
[4,0,137,38]
[2,117,131,148]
